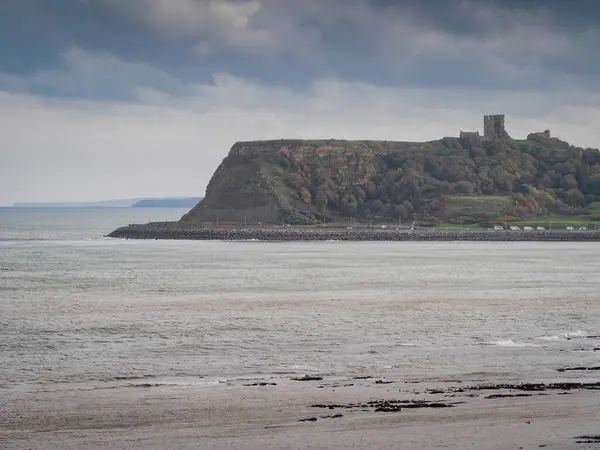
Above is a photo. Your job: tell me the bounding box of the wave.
[565,330,588,338]
[537,330,589,341]
[483,340,537,348]
[223,238,262,242]
[109,375,157,381]
[538,335,562,341]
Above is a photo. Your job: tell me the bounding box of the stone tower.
[483,114,509,140]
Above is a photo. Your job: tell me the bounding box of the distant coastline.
[131,198,202,208]
[10,197,202,209]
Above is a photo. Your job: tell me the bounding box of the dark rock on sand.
[556,366,600,372]
[320,414,344,419]
[311,399,455,413]
[292,375,323,381]
[299,417,318,422]
[566,334,600,340]
[574,435,600,444]
[466,382,600,392]
[485,393,532,399]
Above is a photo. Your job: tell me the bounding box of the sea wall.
[107,224,600,242]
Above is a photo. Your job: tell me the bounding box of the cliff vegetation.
[181,135,600,226]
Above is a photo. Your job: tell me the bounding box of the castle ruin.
[483,114,509,140]
[459,114,511,140]
[529,130,551,139]
[459,131,480,138]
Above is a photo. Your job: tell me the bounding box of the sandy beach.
[2,376,600,450]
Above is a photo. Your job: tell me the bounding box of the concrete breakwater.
[107,224,600,242]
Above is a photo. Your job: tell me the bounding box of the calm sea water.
[1,208,599,393]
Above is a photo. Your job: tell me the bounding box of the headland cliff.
[108,115,600,240]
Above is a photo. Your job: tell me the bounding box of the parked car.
[493,225,504,231]
[566,226,574,231]
[536,226,545,231]
[523,226,534,231]
[509,226,520,231]
[579,226,587,231]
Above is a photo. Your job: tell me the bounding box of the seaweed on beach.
[556,366,600,372]
[311,399,456,412]
[574,435,600,444]
[292,375,324,381]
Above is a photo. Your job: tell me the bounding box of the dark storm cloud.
[1,0,599,98]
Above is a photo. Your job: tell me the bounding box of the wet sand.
[2,378,599,450]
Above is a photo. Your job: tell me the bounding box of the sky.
[1,0,600,205]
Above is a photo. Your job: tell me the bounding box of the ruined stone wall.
[484,115,509,140]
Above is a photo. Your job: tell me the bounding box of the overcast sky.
[1,0,600,205]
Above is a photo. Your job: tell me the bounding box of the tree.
[315,191,328,211]
[370,199,384,213]
[353,187,367,202]
[455,180,475,194]
[564,188,585,205]
[583,175,600,196]
[342,199,357,215]
[380,202,392,215]
[300,188,312,204]
[364,181,378,199]
[394,205,408,220]
[559,174,578,190]
[288,173,305,189]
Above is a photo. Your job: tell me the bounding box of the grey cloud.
[0,47,188,99]
[2,0,599,95]
[104,0,321,55]
[101,0,600,89]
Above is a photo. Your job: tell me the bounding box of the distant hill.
[13,197,202,208]
[132,198,202,208]
[13,198,147,208]
[181,117,600,226]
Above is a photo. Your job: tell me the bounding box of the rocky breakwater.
[107,224,600,242]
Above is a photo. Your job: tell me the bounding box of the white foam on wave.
[484,339,537,348]
[564,330,587,338]
[538,335,562,341]
[537,330,588,341]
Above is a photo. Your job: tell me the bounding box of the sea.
[1,207,599,395]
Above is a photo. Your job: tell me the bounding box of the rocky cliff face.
[181,136,600,225]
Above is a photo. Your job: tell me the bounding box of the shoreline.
[3,376,599,450]
[107,223,600,241]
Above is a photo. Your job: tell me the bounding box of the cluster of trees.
[268,135,600,222]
